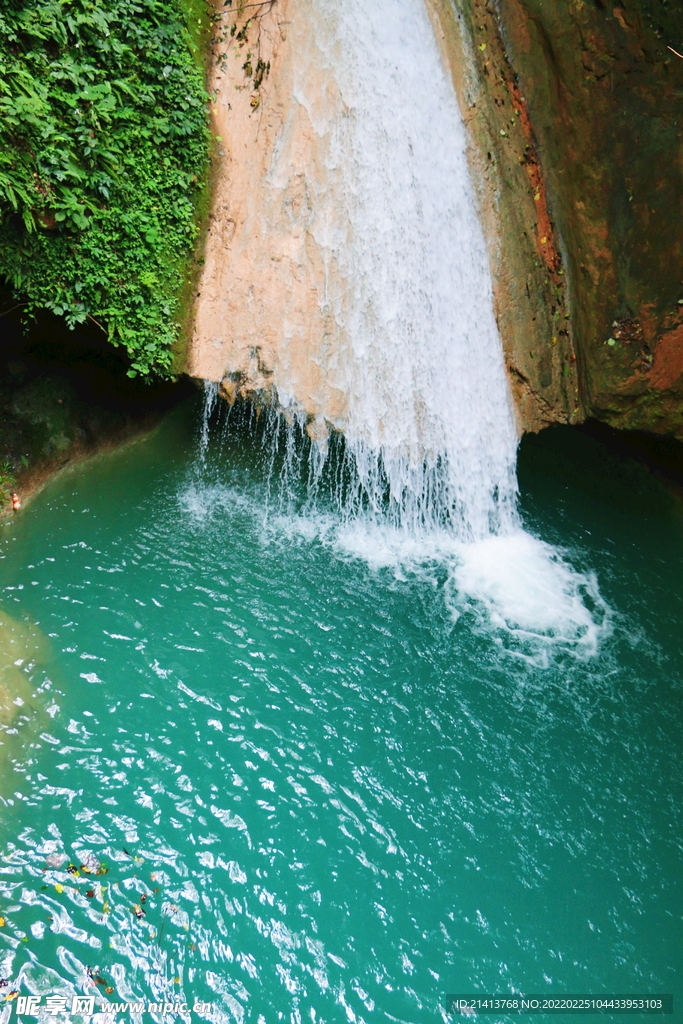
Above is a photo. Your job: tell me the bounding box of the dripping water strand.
[194,393,518,539]
[198,380,219,467]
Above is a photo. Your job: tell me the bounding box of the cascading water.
[268,0,520,540]
[295,0,520,539]
[195,0,608,656]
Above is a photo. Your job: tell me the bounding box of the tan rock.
[188,0,348,424]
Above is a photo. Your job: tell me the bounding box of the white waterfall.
[195,0,609,658]
[271,0,520,540]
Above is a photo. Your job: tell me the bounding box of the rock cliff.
[188,0,683,441]
[187,0,346,421]
[486,0,683,438]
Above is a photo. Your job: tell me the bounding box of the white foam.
[334,519,460,573]
[179,482,252,521]
[322,516,608,660]
[447,531,611,660]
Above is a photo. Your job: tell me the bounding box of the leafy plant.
[0,0,210,375]
[0,459,16,497]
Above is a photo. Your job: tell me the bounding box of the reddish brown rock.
[495,0,683,437]
[425,0,583,434]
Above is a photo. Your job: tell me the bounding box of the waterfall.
[193,0,519,541]
[246,0,518,540]
[280,0,519,540]
[193,0,609,656]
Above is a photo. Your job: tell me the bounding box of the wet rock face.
[426,0,583,435]
[496,0,683,437]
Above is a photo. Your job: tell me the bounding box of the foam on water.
[446,532,611,661]
[329,521,610,661]
[181,457,610,663]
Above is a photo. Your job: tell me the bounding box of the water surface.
[0,399,680,1022]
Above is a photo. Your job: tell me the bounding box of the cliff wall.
[491,0,683,438]
[188,0,683,442]
[187,0,354,423]
[425,0,582,432]
[188,0,584,434]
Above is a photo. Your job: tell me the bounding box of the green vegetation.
[0,0,210,375]
[0,458,16,498]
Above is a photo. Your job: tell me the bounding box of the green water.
[0,398,681,1022]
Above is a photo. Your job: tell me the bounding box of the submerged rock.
[0,610,53,793]
[0,610,48,725]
